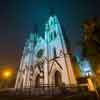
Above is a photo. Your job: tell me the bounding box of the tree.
[81,17,100,73]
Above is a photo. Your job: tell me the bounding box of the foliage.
[81,17,100,71]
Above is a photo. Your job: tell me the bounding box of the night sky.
[0,0,100,68]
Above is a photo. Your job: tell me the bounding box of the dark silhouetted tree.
[81,17,100,72]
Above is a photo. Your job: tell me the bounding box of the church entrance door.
[35,75,40,87]
[55,71,62,87]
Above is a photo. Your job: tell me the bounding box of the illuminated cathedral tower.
[15,14,77,88]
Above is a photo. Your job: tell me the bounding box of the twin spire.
[28,11,57,45]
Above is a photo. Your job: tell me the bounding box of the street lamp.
[3,70,12,79]
[1,69,13,88]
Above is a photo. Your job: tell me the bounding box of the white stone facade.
[15,15,77,88]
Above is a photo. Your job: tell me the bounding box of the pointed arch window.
[53,47,57,58]
[50,31,57,41]
[35,75,40,88]
[54,31,57,38]
[51,33,53,41]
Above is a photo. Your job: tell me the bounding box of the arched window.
[51,33,53,41]
[35,75,40,88]
[50,31,56,41]
[53,47,56,58]
[54,31,57,38]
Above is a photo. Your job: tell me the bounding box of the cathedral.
[15,14,77,88]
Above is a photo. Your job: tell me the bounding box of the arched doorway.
[35,75,40,88]
[55,71,62,87]
[20,79,23,88]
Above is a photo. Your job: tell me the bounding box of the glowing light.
[87,78,95,91]
[3,70,12,79]
[4,72,10,77]
[80,60,92,76]
[76,55,92,76]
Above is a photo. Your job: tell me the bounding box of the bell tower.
[15,33,37,88]
[44,14,77,86]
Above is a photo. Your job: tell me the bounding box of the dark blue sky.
[0,0,100,67]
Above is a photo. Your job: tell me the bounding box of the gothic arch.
[35,74,40,87]
[49,61,62,86]
[54,71,62,87]
[33,66,41,87]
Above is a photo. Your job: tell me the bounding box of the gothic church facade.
[15,14,77,88]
